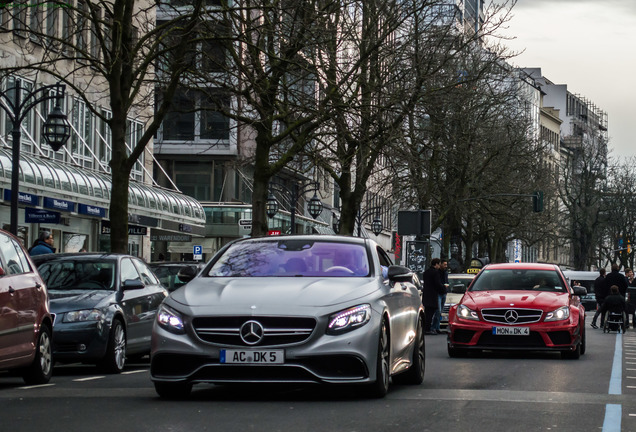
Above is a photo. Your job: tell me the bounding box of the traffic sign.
[193,245,202,261]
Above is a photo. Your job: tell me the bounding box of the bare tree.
[0,0,206,252]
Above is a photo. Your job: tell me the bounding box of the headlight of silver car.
[157,304,185,334]
[327,304,371,335]
[63,308,105,323]
[457,304,479,321]
[545,306,570,322]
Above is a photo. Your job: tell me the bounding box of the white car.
[441,273,476,328]
[150,235,425,398]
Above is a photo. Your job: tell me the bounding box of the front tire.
[395,315,425,385]
[367,319,390,398]
[99,320,126,373]
[22,324,53,385]
[561,340,581,360]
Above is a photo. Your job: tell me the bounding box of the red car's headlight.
[545,306,570,322]
[457,304,479,321]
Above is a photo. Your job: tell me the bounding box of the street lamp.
[356,204,383,237]
[1,81,71,235]
[266,181,323,234]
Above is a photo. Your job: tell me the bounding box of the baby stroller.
[603,309,626,333]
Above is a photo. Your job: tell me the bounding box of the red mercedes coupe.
[447,263,587,359]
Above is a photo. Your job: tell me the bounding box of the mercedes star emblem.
[240,320,265,345]
[504,310,519,324]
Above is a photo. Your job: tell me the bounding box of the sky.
[497,0,636,159]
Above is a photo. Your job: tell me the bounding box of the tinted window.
[0,233,29,275]
[133,259,159,285]
[208,240,370,277]
[471,269,566,292]
[120,258,140,284]
[38,260,115,290]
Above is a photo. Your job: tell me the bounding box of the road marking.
[609,332,622,395]
[18,383,55,390]
[627,386,636,389]
[73,376,105,382]
[604,404,621,432]
[122,369,147,375]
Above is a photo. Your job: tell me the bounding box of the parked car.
[562,270,600,311]
[150,235,425,398]
[441,273,475,328]
[148,261,204,292]
[447,262,587,359]
[32,253,168,372]
[0,228,53,384]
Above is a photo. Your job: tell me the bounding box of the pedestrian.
[625,268,635,286]
[626,269,636,329]
[590,268,607,329]
[604,264,629,328]
[431,259,449,334]
[28,230,56,256]
[597,285,627,330]
[422,258,445,335]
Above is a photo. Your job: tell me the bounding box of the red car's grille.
[481,308,543,324]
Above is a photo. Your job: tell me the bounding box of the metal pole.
[9,80,22,235]
[290,184,298,234]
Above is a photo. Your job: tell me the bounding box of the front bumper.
[150,315,382,386]
[52,321,110,361]
[447,319,581,352]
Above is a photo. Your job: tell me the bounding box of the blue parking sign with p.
[193,245,203,260]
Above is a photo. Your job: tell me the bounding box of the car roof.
[448,273,475,278]
[234,234,369,245]
[31,252,131,265]
[481,262,561,271]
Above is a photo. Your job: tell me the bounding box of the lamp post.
[1,81,71,235]
[266,181,323,234]
[356,204,383,237]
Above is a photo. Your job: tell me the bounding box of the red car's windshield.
[470,269,567,292]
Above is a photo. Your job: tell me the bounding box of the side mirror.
[177,265,198,283]
[572,286,587,297]
[451,284,466,294]
[122,279,145,291]
[387,265,417,285]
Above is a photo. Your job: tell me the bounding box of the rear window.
[207,240,370,277]
[470,269,566,293]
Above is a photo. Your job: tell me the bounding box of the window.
[133,259,159,285]
[120,258,140,284]
[161,88,230,142]
[0,233,28,275]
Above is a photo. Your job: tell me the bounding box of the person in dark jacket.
[604,264,629,327]
[591,268,607,329]
[599,285,627,330]
[422,258,445,335]
[28,231,56,256]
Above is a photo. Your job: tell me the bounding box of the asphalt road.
[1,315,634,432]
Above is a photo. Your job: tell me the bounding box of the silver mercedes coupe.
[150,235,425,398]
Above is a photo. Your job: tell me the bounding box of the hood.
[170,277,379,311]
[49,290,113,313]
[463,290,569,310]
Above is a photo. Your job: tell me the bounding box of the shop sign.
[78,203,107,218]
[101,220,147,235]
[150,229,192,242]
[43,196,75,212]
[3,189,39,206]
[179,223,192,233]
[25,207,60,224]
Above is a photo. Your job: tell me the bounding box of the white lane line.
[609,332,622,395]
[18,383,55,390]
[122,369,147,375]
[73,376,105,382]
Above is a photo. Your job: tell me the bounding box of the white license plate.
[220,349,284,364]
[492,327,530,336]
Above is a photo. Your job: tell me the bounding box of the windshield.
[470,269,566,293]
[38,260,116,291]
[207,240,370,277]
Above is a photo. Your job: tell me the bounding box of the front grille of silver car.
[192,316,316,347]
[481,308,543,324]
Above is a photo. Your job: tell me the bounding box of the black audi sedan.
[32,253,168,373]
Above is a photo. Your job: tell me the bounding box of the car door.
[118,257,147,352]
[0,232,43,364]
[132,258,167,347]
[377,246,417,364]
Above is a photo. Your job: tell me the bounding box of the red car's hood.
[463,290,570,310]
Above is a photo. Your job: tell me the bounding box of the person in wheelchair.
[599,285,627,332]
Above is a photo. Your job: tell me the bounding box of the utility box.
[397,210,431,236]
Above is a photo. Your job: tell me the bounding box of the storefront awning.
[0,148,205,234]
